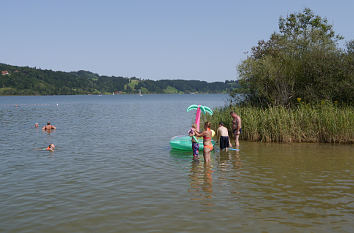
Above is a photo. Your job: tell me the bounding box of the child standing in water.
[188,124,199,161]
[217,122,232,150]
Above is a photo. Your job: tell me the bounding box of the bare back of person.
[217,124,231,149]
[42,122,56,131]
[217,126,229,137]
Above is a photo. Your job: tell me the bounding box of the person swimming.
[42,122,56,131]
[46,144,55,152]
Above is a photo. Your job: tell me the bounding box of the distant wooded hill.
[0,63,238,95]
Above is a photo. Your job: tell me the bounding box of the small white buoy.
[56,104,59,106]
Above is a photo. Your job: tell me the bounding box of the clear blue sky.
[1,0,353,82]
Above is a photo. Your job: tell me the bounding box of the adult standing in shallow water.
[230,111,241,149]
[42,122,56,131]
[195,122,213,163]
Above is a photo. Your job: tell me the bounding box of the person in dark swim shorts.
[232,128,242,135]
[217,122,232,150]
[230,111,242,149]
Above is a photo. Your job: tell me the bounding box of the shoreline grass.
[207,103,354,144]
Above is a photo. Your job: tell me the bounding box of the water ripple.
[0,95,353,233]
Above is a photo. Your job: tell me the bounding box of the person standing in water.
[42,122,56,131]
[230,111,241,149]
[216,122,232,150]
[195,122,213,163]
[188,124,199,161]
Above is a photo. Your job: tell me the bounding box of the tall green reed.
[206,102,354,143]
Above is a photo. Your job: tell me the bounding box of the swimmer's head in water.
[35,123,39,128]
[47,122,51,125]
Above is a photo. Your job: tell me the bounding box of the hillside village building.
[1,71,9,75]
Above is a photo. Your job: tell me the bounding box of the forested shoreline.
[0,63,237,95]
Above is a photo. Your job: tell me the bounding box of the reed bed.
[206,103,354,143]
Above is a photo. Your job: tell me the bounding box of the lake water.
[0,94,353,233]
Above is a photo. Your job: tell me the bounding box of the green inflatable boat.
[170,135,216,151]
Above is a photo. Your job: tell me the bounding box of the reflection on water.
[181,142,354,232]
[218,149,242,170]
[189,162,213,202]
[0,95,353,233]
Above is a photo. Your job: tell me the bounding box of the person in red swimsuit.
[195,122,213,163]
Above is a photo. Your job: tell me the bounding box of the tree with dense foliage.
[233,8,354,106]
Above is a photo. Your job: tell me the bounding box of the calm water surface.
[0,94,353,233]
